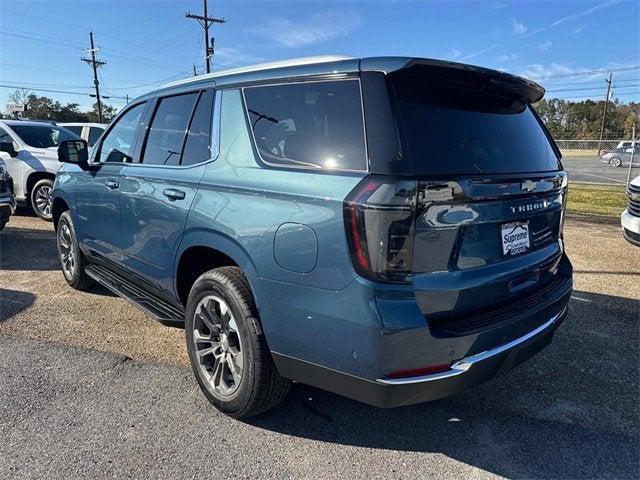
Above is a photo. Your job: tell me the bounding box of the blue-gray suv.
[52,56,573,418]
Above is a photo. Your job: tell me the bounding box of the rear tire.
[56,211,93,290]
[185,267,290,418]
[610,157,622,168]
[31,178,54,221]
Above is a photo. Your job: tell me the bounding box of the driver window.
[98,103,146,163]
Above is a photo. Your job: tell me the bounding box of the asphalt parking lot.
[562,156,636,185]
[1,211,639,479]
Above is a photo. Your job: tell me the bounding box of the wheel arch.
[26,171,56,196]
[51,196,70,231]
[174,230,259,307]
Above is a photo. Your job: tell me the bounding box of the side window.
[181,90,214,166]
[88,127,103,147]
[99,103,146,163]
[64,125,83,136]
[0,127,12,143]
[141,93,198,166]
[243,79,367,171]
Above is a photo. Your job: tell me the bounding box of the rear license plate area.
[501,221,531,256]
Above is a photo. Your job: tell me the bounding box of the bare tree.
[8,88,32,105]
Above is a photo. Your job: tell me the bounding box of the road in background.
[1,214,639,479]
[562,156,633,185]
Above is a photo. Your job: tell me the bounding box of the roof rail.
[160,55,354,89]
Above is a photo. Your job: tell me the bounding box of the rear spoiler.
[364,57,545,104]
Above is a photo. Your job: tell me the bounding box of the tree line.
[534,98,639,140]
[1,89,118,123]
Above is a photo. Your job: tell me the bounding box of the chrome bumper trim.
[377,307,566,385]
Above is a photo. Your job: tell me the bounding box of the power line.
[0,84,128,99]
[99,69,196,90]
[542,77,640,88]
[1,27,189,71]
[530,65,639,80]
[547,83,640,93]
[0,80,94,89]
[185,0,226,74]
[546,91,640,99]
[0,62,89,78]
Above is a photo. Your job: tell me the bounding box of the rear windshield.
[391,71,560,175]
[11,125,79,149]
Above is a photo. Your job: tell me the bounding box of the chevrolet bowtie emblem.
[521,180,537,192]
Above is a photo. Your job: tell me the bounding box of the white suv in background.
[622,175,640,247]
[0,120,80,220]
[58,122,107,147]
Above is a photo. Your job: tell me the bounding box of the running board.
[85,264,185,327]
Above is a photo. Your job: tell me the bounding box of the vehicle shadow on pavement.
[0,289,36,322]
[251,290,639,479]
[0,226,58,271]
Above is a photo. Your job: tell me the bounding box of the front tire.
[31,178,54,220]
[610,157,622,168]
[56,211,93,290]
[185,267,290,418]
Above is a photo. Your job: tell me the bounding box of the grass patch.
[561,149,598,157]
[567,183,627,218]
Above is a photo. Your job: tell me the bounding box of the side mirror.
[0,141,17,157]
[58,139,89,168]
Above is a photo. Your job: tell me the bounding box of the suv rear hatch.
[346,61,572,335]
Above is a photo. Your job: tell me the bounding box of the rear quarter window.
[243,79,367,172]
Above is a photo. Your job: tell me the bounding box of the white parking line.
[571,296,592,302]
[579,172,627,184]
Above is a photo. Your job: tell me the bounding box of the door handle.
[105,180,119,190]
[163,188,186,201]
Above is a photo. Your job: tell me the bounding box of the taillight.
[344,176,418,283]
[559,174,568,239]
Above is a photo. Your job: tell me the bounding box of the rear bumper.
[273,305,568,409]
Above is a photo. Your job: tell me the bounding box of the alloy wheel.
[58,223,75,279]
[192,295,244,397]
[35,185,52,217]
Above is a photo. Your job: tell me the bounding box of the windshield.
[10,125,79,149]
[390,69,561,175]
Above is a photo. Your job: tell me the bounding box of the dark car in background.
[52,56,573,419]
[0,158,16,230]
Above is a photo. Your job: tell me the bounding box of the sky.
[0,0,638,113]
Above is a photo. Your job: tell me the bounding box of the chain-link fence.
[556,138,639,187]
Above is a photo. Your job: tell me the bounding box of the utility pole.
[193,64,197,76]
[596,72,613,156]
[125,94,130,104]
[81,31,106,123]
[185,0,226,74]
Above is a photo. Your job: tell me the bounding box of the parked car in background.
[0,120,80,220]
[622,175,640,246]
[59,122,107,147]
[0,158,16,231]
[615,140,636,150]
[52,56,573,419]
[600,145,640,167]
